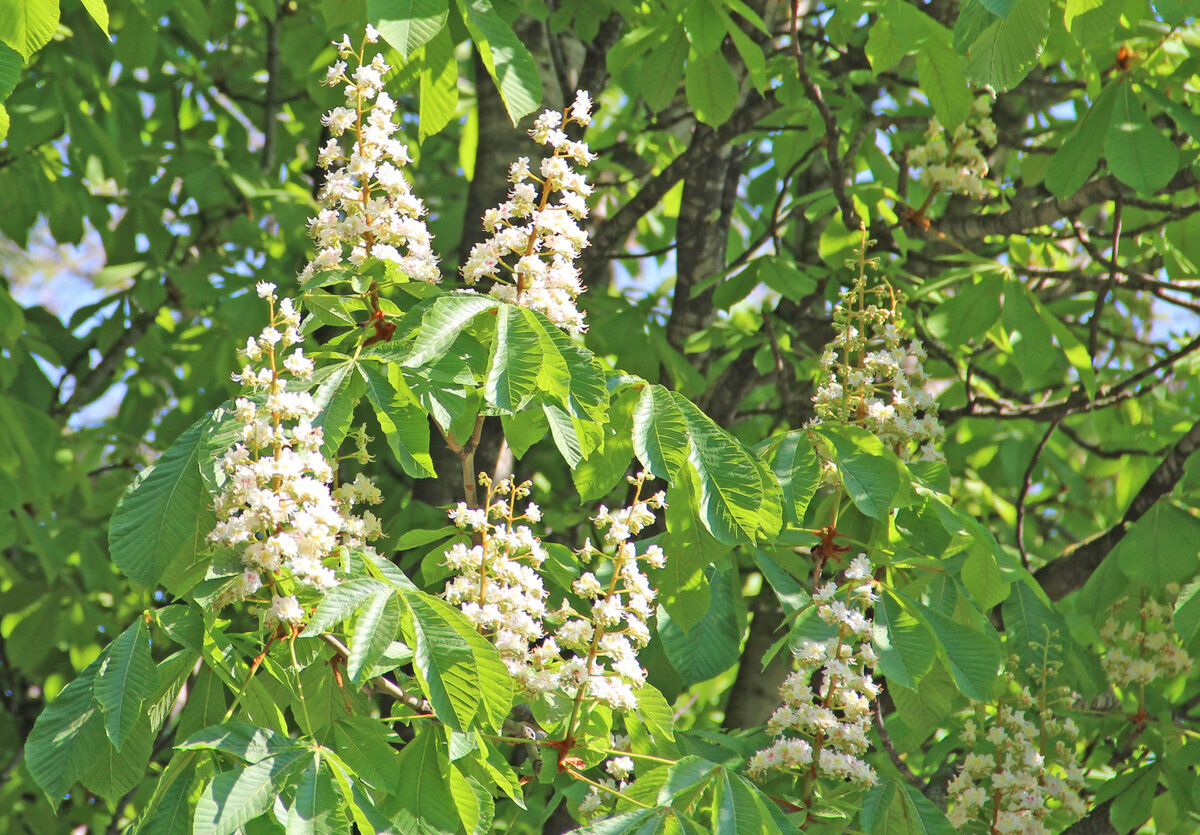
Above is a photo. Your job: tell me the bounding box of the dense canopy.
[3,0,1200,833]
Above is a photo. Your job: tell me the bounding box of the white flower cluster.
[442,471,666,710]
[812,275,943,462]
[948,683,1087,833]
[748,555,880,787]
[462,91,596,333]
[210,282,384,624]
[301,28,440,285]
[1098,593,1192,689]
[908,96,996,199]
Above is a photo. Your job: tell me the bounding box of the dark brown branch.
[579,92,778,286]
[932,172,1193,244]
[1016,418,1062,570]
[1034,418,1200,600]
[791,32,858,232]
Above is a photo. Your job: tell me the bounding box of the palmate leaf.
[109,414,215,589]
[633,385,782,545]
[400,293,499,368]
[632,384,689,480]
[287,753,351,835]
[311,359,365,458]
[192,749,313,835]
[658,567,743,686]
[25,657,107,806]
[301,578,394,636]
[813,424,905,520]
[418,24,458,140]
[873,591,936,690]
[94,618,157,751]
[961,0,1049,92]
[81,711,155,800]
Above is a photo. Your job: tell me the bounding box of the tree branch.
[1034,418,1200,600]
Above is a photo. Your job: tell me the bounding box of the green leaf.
[80,0,109,34]
[0,41,21,103]
[874,591,936,690]
[814,424,903,520]
[1064,0,1105,30]
[301,578,394,636]
[861,778,957,834]
[400,294,498,368]
[287,753,350,835]
[460,0,542,125]
[659,567,743,685]
[0,0,60,60]
[889,663,958,750]
[962,0,1049,92]
[311,360,365,458]
[94,619,157,751]
[369,0,447,59]
[484,304,541,412]
[26,658,107,806]
[659,468,728,631]
[387,730,459,834]
[81,712,155,800]
[193,750,312,835]
[866,17,904,75]
[418,23,458,140]
[916,40,970,129]
[926,273,1002,347]
[543,403,583,467]
[1174,576,1200,654]
[762,430,821,525]
[640,27,689,113]
[359,362,435,478]
[683,0,726,55]
[348,590,402,682]
[109,414,214,589]
[919,604,1000,701]
[1108,766,1159,833]
[673,392,783,544]
[1115,501,1200,588]
[136,761,199,835]
[1001,279,1057,385]
[685,48,739,127]
[960,545,1009,609]
[633,384,689,481]
[403,591,512,732]
[1106,81,1179,195]
[179,721,305,763]
[333,717,402,792]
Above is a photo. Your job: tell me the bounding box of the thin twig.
[317,634,429,713]
[1086,196,1121,361]
[873,699,923,790]
[1016,418,1062,570]
[790,5,858,233]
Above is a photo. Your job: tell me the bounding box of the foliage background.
[2,0,1200,832]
